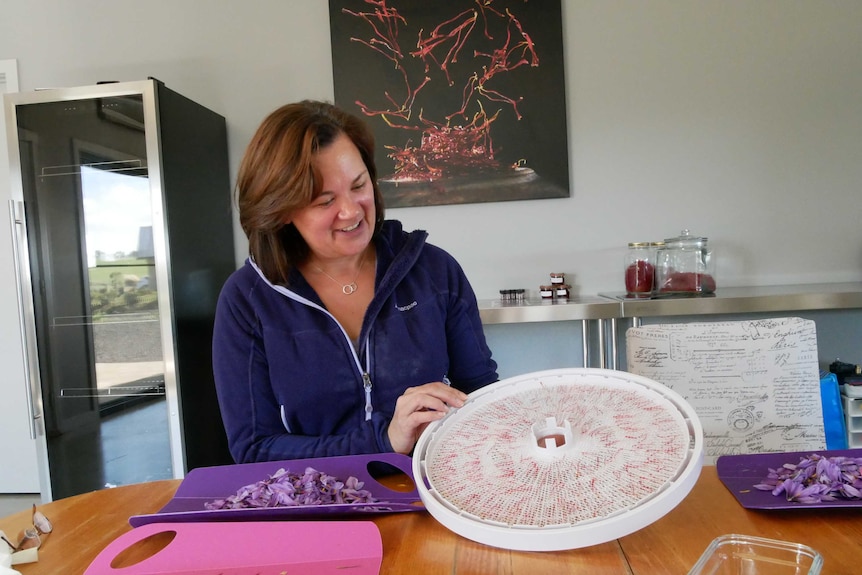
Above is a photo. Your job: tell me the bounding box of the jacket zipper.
[362,371,373,421]
[251,260,376,422]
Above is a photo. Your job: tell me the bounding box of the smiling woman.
[290,132,378,331]
[212,100,498,465]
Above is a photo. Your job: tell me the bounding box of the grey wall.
[3,0,862,376]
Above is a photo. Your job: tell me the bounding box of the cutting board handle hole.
[367,460,416,493]
[110,530,177,568]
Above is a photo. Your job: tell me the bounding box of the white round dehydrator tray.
[412,368,704,552]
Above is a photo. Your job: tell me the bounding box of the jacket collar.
[253,219,428,310]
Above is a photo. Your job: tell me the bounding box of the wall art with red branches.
[329,0,569,208]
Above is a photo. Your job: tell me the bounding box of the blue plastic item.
[820,371,848,449]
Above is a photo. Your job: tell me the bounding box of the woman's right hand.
[387,382,467,454]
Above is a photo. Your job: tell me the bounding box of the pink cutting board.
[83,521,382,575]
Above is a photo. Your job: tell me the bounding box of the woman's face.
[289,132,376,262]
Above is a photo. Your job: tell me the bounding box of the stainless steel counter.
[478,283,862,369]
[479,282,862,323]
[478,295,620,324]
[604,282,862,318]
[477,296,621,369]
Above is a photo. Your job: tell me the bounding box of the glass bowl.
[688,534,823,575]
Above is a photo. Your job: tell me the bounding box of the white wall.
[2,0,861,301]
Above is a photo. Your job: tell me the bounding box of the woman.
[213,100,498,463]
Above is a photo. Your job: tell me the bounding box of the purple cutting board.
[716,448,862,510]
[130,453,423,527]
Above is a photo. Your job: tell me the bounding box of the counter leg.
[581,320,589,368]
[598,319,606,368]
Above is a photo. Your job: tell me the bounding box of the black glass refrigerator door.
[12,92,173,499]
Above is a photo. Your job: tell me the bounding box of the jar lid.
[627,242,651,248]
[664,229,707,248]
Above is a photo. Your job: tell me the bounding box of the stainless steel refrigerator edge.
[3,79,236,500]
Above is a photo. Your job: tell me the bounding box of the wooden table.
[2,466,860,574]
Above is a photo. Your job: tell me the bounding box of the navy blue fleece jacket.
[212,220,498,463]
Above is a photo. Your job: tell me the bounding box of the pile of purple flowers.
[754,453,862,504]
[206,467,377,509]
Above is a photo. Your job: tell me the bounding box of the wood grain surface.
[2,467,860,574]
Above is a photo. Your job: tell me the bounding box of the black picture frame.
[329,0,570,208]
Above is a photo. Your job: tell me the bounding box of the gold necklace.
[313,252,367,295]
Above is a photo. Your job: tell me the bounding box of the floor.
[0,397,172,519]
[0,493,35,518]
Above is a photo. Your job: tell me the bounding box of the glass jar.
[650,241,665,294]
[499,289,526,303]
[624,242,656,297]
[654,229,716,296]
[554,284,571,299]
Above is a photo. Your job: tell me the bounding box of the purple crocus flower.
[204,467,377,510]
[753,454,862,504]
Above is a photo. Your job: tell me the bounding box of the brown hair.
[236,100,385,285]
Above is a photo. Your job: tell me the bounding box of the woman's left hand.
[387,382,467,454]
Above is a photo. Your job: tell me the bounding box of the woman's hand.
[387,382,468,454]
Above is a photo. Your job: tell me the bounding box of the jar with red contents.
[655,229,716,296]
[624,242,656,297]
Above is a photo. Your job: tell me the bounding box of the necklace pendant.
[342,282,358,295]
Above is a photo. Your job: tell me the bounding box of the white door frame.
[0,59,42,494]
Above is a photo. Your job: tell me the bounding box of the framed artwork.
[329,0,570,208]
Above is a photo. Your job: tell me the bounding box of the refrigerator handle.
[8,199,41,439]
